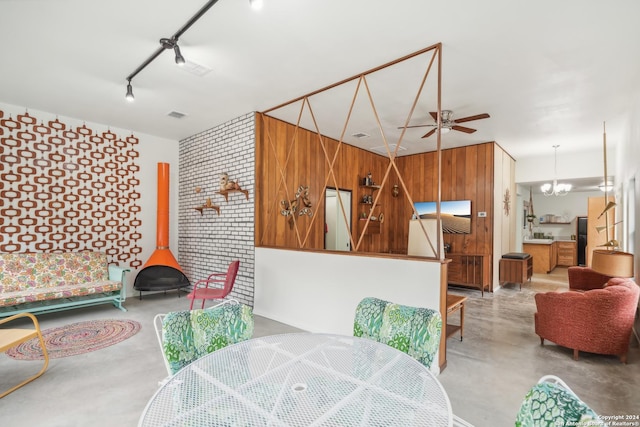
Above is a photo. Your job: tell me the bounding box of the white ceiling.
[2,1,640,169]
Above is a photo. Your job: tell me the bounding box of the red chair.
[187,260,240,309]
[567,266,613,291]
[534,278,639,363]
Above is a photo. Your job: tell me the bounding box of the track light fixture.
[160,38,186,66]
[126,81,135,102]
[124,0,221,101]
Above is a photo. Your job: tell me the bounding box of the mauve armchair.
[534,279,639,363]
[567,266,613,291]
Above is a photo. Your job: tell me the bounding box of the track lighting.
[123,0,221,101]
[250,0,264,10]
[160,38,185,66]
[126,81,135,102]
[174,44,185,66]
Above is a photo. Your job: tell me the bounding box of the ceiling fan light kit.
[401,109,490,139]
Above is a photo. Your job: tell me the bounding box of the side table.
[446,294,467,341]
[499,252,533,290]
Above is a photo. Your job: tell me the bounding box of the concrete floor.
[1,267,638,426]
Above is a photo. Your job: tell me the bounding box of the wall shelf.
[217,189,249,202]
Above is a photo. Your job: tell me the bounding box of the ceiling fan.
[401,110,490,138]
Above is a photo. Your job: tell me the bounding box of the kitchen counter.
[523,239,554,244]
[523,242,557,273]
[523,239,577,273]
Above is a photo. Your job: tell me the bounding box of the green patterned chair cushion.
[354,297,442,373]
[515,381,604,427]
[162,303,254,375]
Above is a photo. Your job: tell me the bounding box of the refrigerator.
[577,216,588,266]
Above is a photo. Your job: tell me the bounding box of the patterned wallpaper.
[0,109,142,267]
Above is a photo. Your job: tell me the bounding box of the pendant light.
[540,145,571,196]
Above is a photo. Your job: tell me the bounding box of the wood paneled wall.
[255,113,496,271]
[393,143,495,255]
[255,114,392,253]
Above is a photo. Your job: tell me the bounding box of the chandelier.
[541,145,572,196]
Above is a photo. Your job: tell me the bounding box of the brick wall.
[178,113,255,306]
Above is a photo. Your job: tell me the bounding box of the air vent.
[167,111,187,119]
[351,132,370,139]
[371,144,406,154]
[180,60,212,77]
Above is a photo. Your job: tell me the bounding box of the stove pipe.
[133,162,189,293]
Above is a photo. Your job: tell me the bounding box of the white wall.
[0,102,179,296]
[254,247,444,335]
[616,97,640,279]
[515,183,601,248]
[515,147,614,183]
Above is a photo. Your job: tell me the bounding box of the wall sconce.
[391,184,400,198]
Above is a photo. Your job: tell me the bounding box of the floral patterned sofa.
[0,251,129,317]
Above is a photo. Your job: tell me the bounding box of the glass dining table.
[139,332,453,426]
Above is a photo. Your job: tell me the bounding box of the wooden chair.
[186,260,240,309]
[0,312,49,398]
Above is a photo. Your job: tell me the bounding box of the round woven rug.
[6,319,141,360]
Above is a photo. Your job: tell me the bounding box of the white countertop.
[523,239,576,244]
[523,239,554,244]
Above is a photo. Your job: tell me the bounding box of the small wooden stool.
[446,294,467,341]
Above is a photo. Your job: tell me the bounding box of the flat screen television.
[413,200,472,234]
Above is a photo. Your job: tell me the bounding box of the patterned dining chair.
[515,375,604,427]
[353,297,442,374]
[154,300,254,377]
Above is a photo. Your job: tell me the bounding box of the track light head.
[160,38,176,50]
[125,81,135,102]
[173,44,185,66]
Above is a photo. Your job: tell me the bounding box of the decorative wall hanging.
[503,188,511,216]
[391,184,400,198]
[0,109,142,267]
[217,172,249,202]
[193,187,220,215]
[280,185,313,229]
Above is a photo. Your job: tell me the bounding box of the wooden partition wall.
[255,112,496,280]
[255,114,393,253]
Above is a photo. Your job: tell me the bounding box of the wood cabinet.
[499,256,533,289]
[556,241,577,267]
[446,254,488,296]
[523,243,557,274]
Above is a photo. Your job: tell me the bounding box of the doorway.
[325,188,352,251]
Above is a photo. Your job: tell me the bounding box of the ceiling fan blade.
[397,124,436,129]
[453,113,490,123]
[451,125,477,134]
[429,111,438,121]
[421,128,437,138]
